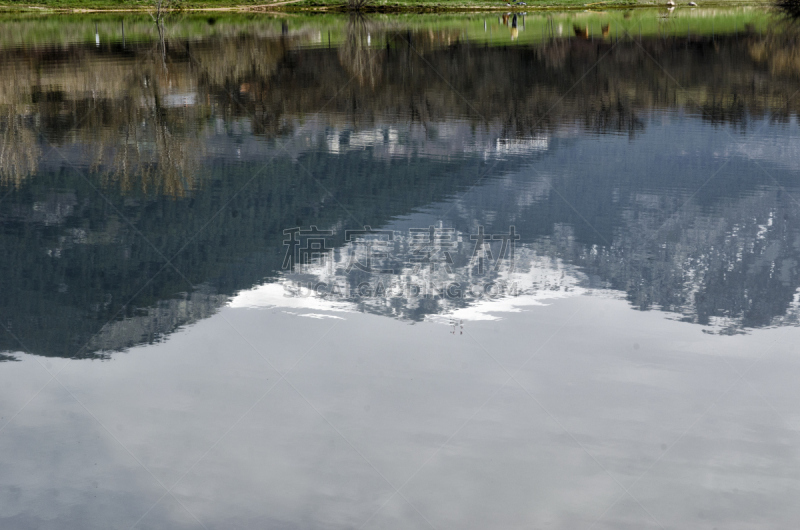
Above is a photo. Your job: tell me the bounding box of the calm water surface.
[1,8,800,529]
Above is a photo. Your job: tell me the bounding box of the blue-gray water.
[1,10,800,529]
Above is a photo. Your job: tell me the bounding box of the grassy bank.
[0,0,770,13]
[0,8,775,47]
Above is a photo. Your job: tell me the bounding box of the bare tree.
[149,1,173,71]
[338,14,383,86]
[151,0,174,22]
[347,0,373,11]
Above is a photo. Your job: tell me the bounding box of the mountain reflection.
[1,12,800,359]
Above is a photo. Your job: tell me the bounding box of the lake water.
[2,8,800,529]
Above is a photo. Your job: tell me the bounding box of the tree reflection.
[1,18,800,195]
[0,107,39,189]
[338,14,383,87]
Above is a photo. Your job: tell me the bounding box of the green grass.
[0,7,776,48]
[0,0,772,13]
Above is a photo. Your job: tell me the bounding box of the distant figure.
[502,13,509,26]
[511,15,519,40]
[602,24,610,38]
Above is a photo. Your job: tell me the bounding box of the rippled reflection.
[1,9,799,359]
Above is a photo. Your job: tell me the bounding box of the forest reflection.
[2,13,799,192]
[2,11,800,360]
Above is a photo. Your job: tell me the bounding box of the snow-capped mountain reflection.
[230,230,593,323]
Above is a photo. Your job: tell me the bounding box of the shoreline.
[0,0,769,14]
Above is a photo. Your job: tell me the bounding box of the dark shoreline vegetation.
[3,10,800,359]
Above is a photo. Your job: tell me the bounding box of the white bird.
[666,0,676,5]
[688,1,697,5]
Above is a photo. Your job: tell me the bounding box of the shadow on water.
[1,10,800,359]
[776,0,800,20]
